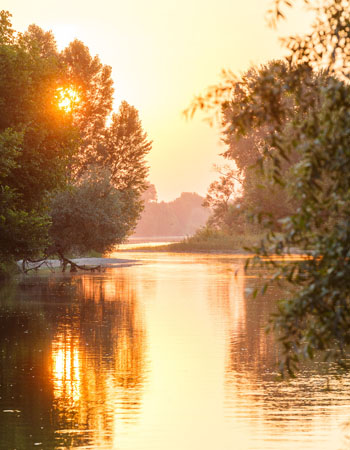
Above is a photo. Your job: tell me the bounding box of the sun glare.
[57,87,80,113]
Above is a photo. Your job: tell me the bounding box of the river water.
[0,252,350,450]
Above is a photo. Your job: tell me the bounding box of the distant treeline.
[133,187,210,237]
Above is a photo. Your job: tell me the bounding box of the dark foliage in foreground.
[188,0,350,375]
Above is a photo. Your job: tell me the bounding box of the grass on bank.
[134,226,266,253]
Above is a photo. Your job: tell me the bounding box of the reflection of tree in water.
[0,271,147,449]
[0,280,58,449]
[206,261,279,376]
[227,270,280,377]
[216,265,350,437]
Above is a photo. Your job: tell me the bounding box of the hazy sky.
[3,0,312,201]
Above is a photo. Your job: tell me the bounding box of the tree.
[0,12,151,272]
[247,1,350,375]
[0,129,50,262]
[97,101,152,193]
[20,24,58,59]
[50,168,142,263]
[60,39,114,172]
[189,0,350,374]
[0,10,14,44]
[0,11,77,266]
[203,165,242,231]
[47,100,151,266]
[194,61,301,236]
[48,48,151,266]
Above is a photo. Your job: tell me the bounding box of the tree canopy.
[189,0,350,374]
[50,169,142,257]
[0,11,77,265]
[0,11,151,270]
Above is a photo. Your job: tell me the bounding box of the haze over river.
[1,251,350,449]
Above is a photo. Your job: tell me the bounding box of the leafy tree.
[20,24,58,59]
[0,11,77,266]
[195,61,300,236]
[0,12,151,271]
[48,100,151,264]
[246,1,350,374]
[220,66,273,173]
[61,39,114,171]
[51,52,150,263]
[189,0,350,374]
[0,10,14,44]
[96,100,152,193]
[0,129,50,262]
[203,165,242,231]
[50,168,142,260]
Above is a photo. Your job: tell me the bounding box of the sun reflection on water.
[52,330,81,404]
[48,272,147,448]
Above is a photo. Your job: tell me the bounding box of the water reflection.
[0,254,350,449]
[0,271,147,449]
[217,264,350,449]
[52,328,81,404]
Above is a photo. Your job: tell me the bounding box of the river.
[0,251,349,449]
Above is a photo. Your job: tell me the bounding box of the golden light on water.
[49,273,147,448]
[40,257,350,449]
[52,329,82,404]
[56,87,80,113]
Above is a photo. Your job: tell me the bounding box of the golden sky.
[3,0,312,201]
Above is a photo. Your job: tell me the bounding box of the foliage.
[49,99,151,259]
[20,24,59,59]
[53,53,150,259]
[50,169,142,256]
[203,164,242,231]
[95,100,151,193]
[137,226,264,253]
[250,0,350,375]
[61,39,114,171]
[189,0,350,374]
[0,11,77,265]
[196,61,299,237]
[0,11,151,268]
[0,10,14,44]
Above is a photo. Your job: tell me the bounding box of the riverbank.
[123,228,266,253]
[123,242,249,253]
[18,257,138,273]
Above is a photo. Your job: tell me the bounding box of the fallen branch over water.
[58,253,104,272]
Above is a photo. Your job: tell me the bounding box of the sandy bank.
[18,257,138,271]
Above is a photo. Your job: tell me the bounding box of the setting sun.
[57,87,80,113]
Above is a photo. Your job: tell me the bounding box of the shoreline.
[17,248,307,274]
[18,257,139,272]
[117,246,250,254]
